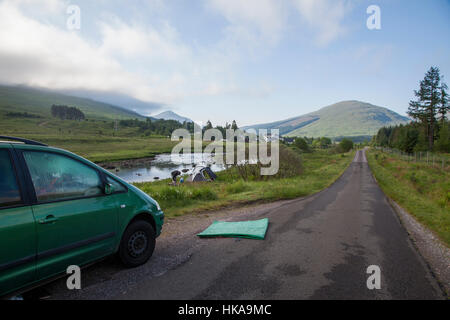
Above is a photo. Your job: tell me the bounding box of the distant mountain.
[59,89,164,116]
[153,111,193,123]
[0,85,146,120]
[244,100,410,138]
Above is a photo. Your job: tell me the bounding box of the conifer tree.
[407,67,443,150]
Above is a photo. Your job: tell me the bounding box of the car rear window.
[0,149,22,208]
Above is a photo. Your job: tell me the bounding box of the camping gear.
[204,167,217,180]
[187,165,217,182]
[197,218,269,240]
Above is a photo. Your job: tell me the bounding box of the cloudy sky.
[0,0,449,126]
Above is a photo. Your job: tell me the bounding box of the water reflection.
[108,153,225,183]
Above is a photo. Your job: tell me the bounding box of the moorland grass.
[367,149,450,247]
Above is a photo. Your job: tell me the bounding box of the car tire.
[118,220,156,268]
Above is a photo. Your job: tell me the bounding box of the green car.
[0,136,164,297]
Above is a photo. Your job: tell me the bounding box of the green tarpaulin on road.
[197,218,269,240]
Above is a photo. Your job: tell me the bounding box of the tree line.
[374,67,449,153]
[51,105,85,121]
[119,118,195,136]
[289,136,353,153]
[203,120,239,136]
[6,111,42,119]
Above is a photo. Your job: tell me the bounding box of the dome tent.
[187,165,217,182]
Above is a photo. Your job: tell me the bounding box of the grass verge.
[135,149,355,219]
[366,148,450,247]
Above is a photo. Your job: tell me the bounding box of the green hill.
[0,85,145,120]
[244,101,410,138]
[0,85,182,163]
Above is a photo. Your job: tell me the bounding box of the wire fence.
[373,146,449,171]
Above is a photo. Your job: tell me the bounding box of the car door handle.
[38,215,58,224]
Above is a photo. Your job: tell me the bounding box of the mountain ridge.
[153,110,193,123]
[244,100,410,138]
[0,85,147,120]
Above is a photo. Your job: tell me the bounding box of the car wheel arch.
[115,211,157,254]
[124,212,156,236]
[116,213,157,267]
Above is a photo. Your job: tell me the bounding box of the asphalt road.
[118,149,443,300]
[45,149,444,300]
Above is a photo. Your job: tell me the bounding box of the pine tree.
[407,67,443,150]
[438,82,449,125]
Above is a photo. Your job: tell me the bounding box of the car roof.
[0,136,133,187]
[0,140,24,145]
[0,136,48,146]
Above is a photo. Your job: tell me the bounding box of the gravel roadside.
[388,199,450,297]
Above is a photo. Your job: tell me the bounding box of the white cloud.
[206,0,353,46]
[0,0,356,116]
[0,0,260,111]
[98,18,190,61]
[0,0,200,107]
[206,0,288,46]
[292,0,352,45]
[13,0,67,13]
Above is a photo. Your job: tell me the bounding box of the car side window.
[23,151,103,202]
[106,176,127,193]
[0,149,22,208]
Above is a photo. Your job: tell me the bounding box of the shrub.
[276,145,303,178]
[293,137,311,152]
[338,139,353,153]
[225,144,303,181]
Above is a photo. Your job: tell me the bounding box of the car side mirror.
[104,183,114,195]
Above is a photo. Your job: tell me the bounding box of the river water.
[107,153,226,183]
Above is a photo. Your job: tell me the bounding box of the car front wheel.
[118,220,156,268]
